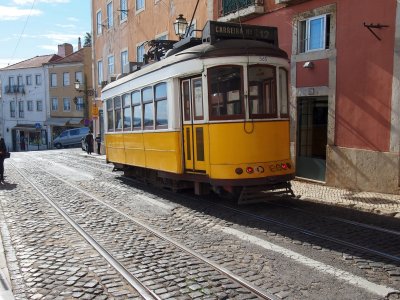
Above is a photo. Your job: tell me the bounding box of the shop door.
[181,77,207,173]
[296,97,328,181]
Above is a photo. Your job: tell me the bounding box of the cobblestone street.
[0,149,399,300]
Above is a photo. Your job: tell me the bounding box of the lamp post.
[74,79,95,127]
[173,14,188,39]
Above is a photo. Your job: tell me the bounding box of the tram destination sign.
[202,21,278,46]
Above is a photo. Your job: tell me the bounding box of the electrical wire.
[10,0,37,64]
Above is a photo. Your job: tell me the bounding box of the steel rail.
[13,158,279,300]
[10,162,160,300]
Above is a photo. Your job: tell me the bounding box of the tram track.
[50,151,400,266]
[10,157,279,300]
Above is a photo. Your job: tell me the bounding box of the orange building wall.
[296,59,329,88]
[243,0,396,152]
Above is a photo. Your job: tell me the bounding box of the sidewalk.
[292,180,400,218]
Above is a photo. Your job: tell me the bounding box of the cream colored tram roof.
[101,39,287,100]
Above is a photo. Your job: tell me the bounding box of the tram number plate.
[259,56,268,62]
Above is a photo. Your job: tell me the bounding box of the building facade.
[90,0,212,147]
[213,0,399,194]
[0,54,61,151]
[44,45,93,141]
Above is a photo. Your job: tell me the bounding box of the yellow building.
[45,44,93,141]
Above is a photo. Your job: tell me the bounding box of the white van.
[53,127,90,149]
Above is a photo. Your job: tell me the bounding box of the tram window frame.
[142,87,154,129]
[192,78,203,120]
[106,98,114,132]
[208,65,244,120]
[248,64,277,119]
[182,80,191,121]
[279,68,289,118]
[122,93,132,130]
[131,90,142,130]
[154,82,168,129]
[114,96,123,131]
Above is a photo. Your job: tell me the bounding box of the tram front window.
[248,65,277,118]
[208,66,243,119]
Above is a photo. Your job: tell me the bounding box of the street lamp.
[74,79,95,127]
[173,14,188,39]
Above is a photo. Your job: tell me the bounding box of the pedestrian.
[95,134,101,155]
[85,131,94,155]
[0,138,7,181]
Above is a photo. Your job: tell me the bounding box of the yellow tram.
[102,21,295,202]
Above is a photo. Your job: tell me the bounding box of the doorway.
[296,97,328,181]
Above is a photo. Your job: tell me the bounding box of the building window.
[36,100,43,111]
[18,101,24,118]
[97,10,102,35]
[51,98,58,111]
[10,102,15,118]
[121,50,128,73]
[35,75,41,85]
[108,56,115,76]
[154,83,167,127]
[75,97,84,111]
[75,71,83,84]
[136,0,144,11]
[97,60,103,85]
[120,0,128,21]
[299,14,330,53]
[137,44,145,62]
[27,100,33,111]
[63,72,70,86]
[8,77,14,87]
[107,1,113,29]
[63,98,70,111]
[50,73,57,87]
[26,75,32,86]
[17,76,23,86]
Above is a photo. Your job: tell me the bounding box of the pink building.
[215,0,399,193]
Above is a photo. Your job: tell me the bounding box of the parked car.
[53,127,90,149]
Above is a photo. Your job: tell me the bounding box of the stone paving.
[291,180,400,218]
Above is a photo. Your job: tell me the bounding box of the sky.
[0,0,91,68]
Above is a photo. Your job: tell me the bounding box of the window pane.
[142,87,152,102]
[122,93,130,107]
[123,107,131,129]
[114,96,121,109]
[156,100,167,126]
[143,103,153,128]
[132,91,140,105]
[107,2,113,28]
[155,83,167,99]
[182,81,190,121]
[115,109,122,129]
[97,11,102,34]
[248,65,276,117]
[308,17,324,50]
[208,66,243,118]
[133,105,142,128]
[193,78,203,118]
[107,111,114,130]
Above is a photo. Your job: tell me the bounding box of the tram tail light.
[246,167,254,174]
[281,163,288,170]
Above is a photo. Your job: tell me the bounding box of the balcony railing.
[5,85,25,94]
[219,0,264,21]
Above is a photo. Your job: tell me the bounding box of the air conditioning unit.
[107,74,117,83]
[123,62,142,75]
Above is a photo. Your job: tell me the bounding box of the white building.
[0,54,61,151]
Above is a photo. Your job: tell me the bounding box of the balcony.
[5,85,25,95]
[218,0,264,22]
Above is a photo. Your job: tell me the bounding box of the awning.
[44,118,83,126]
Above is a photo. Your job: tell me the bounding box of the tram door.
[181,77,207,173]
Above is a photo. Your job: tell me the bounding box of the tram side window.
[248,65,277,118]
[208,66,243,120]
[142,87,154,129]
[131,90,142,130]
[192,78,203,119]
[122,93,131,130]
[182,80,191,121]
[106,98,114,131]
[114,96,122,130]
[279,68,289,117]
[155,83,168,128]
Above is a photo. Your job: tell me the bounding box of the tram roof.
[102,39,288,95]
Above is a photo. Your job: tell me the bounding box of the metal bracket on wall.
[363,22,389,41]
